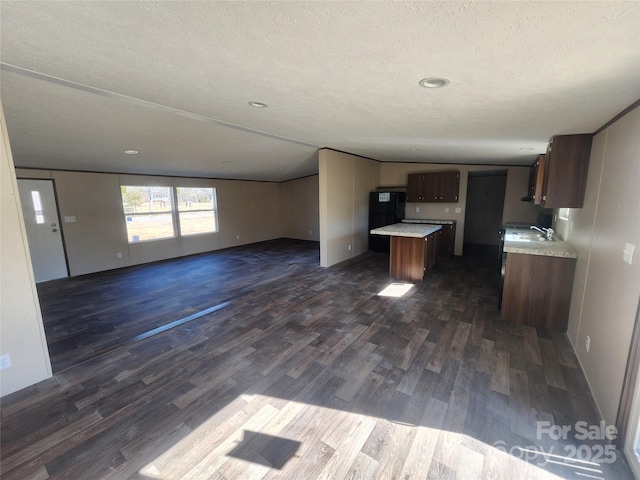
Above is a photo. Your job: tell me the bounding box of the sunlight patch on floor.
[138,393,574,479]
[377,282,414,297]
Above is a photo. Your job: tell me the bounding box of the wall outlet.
[445,207,450,213]
[415,207,420,213]
[236,235,240,240]
[116,252,122,259]
[348,244,352,251]
[586,336,591,352]
[309,230,313,235]
[0,354,12,370]
[455,208,462,213]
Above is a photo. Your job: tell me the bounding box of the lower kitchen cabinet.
[425,230,438,270]
[500,253,576,331]
[438,223,455,259]
[389,231,439,282]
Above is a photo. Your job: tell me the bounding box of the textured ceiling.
[1,1,639,182]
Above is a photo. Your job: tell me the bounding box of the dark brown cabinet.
[529,154,547,206]
[425,230,438,271]
[500,253,576,331]
[529,134,592,208]
[406,174,424,202]
[407,171,460,203]
[437,171,461,203]
[389,231,439,282]
[437,223,455,259]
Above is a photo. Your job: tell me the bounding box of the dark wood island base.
[370,223,442,283]
[390,235,437,282]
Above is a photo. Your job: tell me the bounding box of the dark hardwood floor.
[1,239,633,479]
[37,239,320,372]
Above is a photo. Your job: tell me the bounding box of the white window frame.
[121,185,177,243]
[176,187,218,237]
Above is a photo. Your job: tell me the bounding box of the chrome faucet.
[530,225,554,240]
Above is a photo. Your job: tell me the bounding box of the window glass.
[121,186,175,242]
[31,191,45,224]
[177,187,218,235]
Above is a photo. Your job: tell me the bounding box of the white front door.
[17,179,68,282]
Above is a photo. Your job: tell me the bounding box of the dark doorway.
[464,170,507,255]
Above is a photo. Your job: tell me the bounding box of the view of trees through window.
[177,187,217,236]
[121,186,217,243]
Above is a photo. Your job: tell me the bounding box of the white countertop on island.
[370,223,442,238]
[402,218,456,225]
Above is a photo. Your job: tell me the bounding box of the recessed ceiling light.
[248,101,268,108]
[418,77,450,89]
[124,149,138,155]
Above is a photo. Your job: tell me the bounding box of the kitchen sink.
[505,232,555,242]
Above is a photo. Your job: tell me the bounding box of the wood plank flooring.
[1,239,633,479]
[37,239,320,372]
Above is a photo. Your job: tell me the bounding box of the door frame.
[617,298,640,478]
[17,177,70,280]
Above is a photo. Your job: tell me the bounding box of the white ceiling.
[1,1,639,182]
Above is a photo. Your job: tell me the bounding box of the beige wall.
[563,106,640,425]
[57,171,129,274]
[15,169,283,276]
[1,102,53,396]
[280,175,319,241]
[319,149,379,267]
[379,163,543,255]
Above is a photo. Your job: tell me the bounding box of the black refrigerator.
[369,191,406,253]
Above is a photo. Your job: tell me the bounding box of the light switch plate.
[64,216,76,223]
[623,242,635,265]
[455,207,462,213]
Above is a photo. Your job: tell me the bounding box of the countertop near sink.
[503,228,577,258]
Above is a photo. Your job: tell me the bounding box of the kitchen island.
[370,223,442,282]
[402,218,457,258]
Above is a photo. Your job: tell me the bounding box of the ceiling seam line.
[0,62,319,149]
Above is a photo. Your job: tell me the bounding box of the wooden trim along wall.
[593,99,640,136]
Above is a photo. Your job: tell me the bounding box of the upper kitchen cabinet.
[529,154,547,206]
[407,171,460,202]
[531,134,593,208]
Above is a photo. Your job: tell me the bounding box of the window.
[120,185,218,243]
[121,186,175,242]
[177,187,218,236]
[30,191,45,224]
